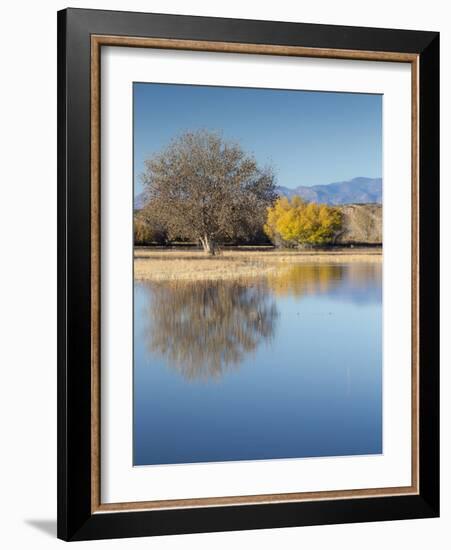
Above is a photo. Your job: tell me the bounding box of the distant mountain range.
[134,177,382,210]
[277,177,382,205]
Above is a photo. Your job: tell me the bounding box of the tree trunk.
[200,235,216,255]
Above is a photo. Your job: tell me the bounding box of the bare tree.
[141,130,277,254]
[143,279,278,380]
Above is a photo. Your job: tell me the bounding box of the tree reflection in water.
[143,280,279,381]
[140,262,381,381]
[267,262,381,302]
[267,263,344,297]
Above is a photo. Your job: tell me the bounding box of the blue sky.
[134,83,382,196]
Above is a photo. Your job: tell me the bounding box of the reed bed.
[133,247,382,281]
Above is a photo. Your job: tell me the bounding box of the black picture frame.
[57,7,439,541]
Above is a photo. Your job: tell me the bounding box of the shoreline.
[134,247,382,282]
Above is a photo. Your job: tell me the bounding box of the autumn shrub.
[134,211,167,245]
[264,196,342,247]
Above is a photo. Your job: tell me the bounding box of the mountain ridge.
[134,177,382,210]
[276,177,382,205]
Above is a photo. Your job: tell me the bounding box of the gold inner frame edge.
[90,35,420,514]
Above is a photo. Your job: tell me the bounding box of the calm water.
[133,262,382,466]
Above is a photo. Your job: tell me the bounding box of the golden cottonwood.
[264,196,342,247]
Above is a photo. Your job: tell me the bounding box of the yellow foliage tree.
[264,196,342,247]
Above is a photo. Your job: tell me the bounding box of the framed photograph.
[57,8,439,541]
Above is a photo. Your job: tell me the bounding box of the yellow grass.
[134,247,382,281]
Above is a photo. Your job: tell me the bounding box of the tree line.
[135,130,342,254]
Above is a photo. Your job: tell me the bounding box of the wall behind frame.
[0,1,447,550]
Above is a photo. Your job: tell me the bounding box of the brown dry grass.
[134,246,382,281]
